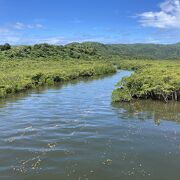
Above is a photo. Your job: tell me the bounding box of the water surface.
[0,71,180,180]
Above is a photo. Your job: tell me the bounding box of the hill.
[0,42,180,60]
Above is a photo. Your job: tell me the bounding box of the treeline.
[1,42,180,60]
[0,43,99,59]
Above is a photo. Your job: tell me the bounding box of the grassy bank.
[0,59,116,98]
[112,60,180,102]
[1,43,180,102]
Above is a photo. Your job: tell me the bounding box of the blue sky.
[0,0,180,44]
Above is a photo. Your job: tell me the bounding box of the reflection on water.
[0,74,114,108]
[112,100,180,125]
[0,71,179,180]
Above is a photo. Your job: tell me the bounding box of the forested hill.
[106,43,180,59]
[0,42,180,60]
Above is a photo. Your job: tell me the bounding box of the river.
[0,71,180,180]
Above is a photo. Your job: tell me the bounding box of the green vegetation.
[0,60,115,98]
[0,43,11,51]
[0,42,118,99]
[0,42,180,101]
[107,43,180,59]
[0,43,99,60]
[112,60,180,102]
[1,42,180,60]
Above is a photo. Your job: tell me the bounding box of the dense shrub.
[112,60,180,102]
[0,60,116,98]
[0,43,11,51]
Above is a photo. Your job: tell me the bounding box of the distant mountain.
[1,42,180,59]
[78,42,180,59]
[65,42,180,59]
[106,43,180,59]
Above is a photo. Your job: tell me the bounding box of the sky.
[0,0,180,45]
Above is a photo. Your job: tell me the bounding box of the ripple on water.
[0,71,180,179]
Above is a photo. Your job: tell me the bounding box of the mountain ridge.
[1,42,180,60]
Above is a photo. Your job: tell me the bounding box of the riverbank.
[112,60,180,102]
[1,58,180,102]
[0,59,116,98]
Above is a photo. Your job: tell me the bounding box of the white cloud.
[0,26,20,44]
[0,27,12,35]
[39,37,67,44]
[139,0,180,28]
[12,22,44,30]
[13,22,25,30]
[35,24,44,28]
[0,22,45,44]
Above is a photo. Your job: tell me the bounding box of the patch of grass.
[0,59,116,98]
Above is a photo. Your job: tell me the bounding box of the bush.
[0,43,11,51]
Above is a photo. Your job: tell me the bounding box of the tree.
[0,43,11,51]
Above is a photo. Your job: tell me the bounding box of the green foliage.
[112,88,132,102]
[0,59,116,98]
[1,42,180,60]
[1,42,180,101]
[112,60,180,102]
[0,43,11,51]
[0,43,100,59]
